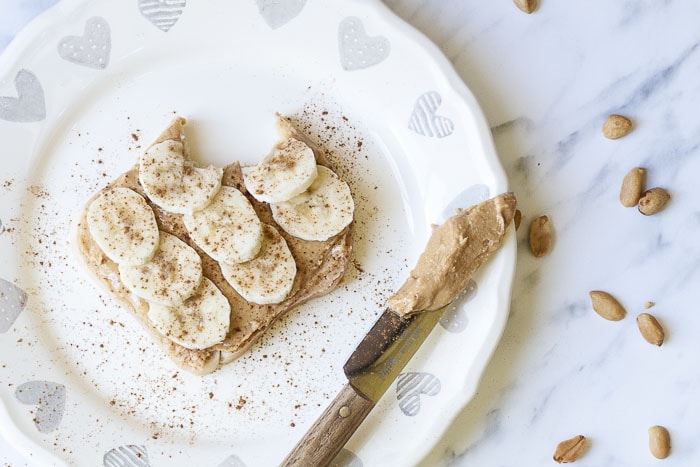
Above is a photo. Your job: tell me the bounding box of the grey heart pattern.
[408,91,454,138]
[439,279,477,333]
[0,218,5,235]
[58,17,111,69]
[338,17,390,71]
[441,184,490,221]
[103,445,149,467]
[0,278,28,333]
[0,69,46,122]
[139,0,186,32]
[396,372,441,416]
[330,448,363,467]
[14,381,66,433]
[217,454,246,467]
[257,0,307,29]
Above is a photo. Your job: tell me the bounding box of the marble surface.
[2,0,699,466]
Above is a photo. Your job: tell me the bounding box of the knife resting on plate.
[280,192,516,467]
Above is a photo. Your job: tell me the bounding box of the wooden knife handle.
[280,383,375,467]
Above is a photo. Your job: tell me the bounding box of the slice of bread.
[75,115,354,374]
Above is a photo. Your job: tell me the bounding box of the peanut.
[589,291,626,321]
[514,209,522,231]
[513,0,538,14]
[619,167,646,207]
[529,215,552,257]
[603,114,633,139]
[636,313,665,346]
[638,187,670,215]
[553,435,588,463]
[648,425,671,459]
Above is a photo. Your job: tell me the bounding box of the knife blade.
[280,193,516,466]
[343,305,444,402]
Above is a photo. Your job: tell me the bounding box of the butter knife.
[280,192,516,466]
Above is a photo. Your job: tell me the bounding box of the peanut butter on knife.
[388,192,517,316]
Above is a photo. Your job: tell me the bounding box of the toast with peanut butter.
[76,115,354,374]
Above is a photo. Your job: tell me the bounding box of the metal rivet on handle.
[339,406,351,418]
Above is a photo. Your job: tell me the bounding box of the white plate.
[0,1,515,465]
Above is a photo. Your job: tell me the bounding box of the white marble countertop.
[2,1,699,466]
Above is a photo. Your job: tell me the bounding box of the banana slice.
[242,138,318,203]
[220,224,296,305]
[147,277,230,350]
[86,187,159,266]
[119,231,202,306]
[183,186,263,264]
[270,165,354,241]
[139,140,223,215]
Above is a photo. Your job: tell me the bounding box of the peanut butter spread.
[76,116,354,374]
[387,193,516,316]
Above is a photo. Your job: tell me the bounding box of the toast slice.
[76,115,354,374]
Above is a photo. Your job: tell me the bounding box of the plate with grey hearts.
[0,1,515,466]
